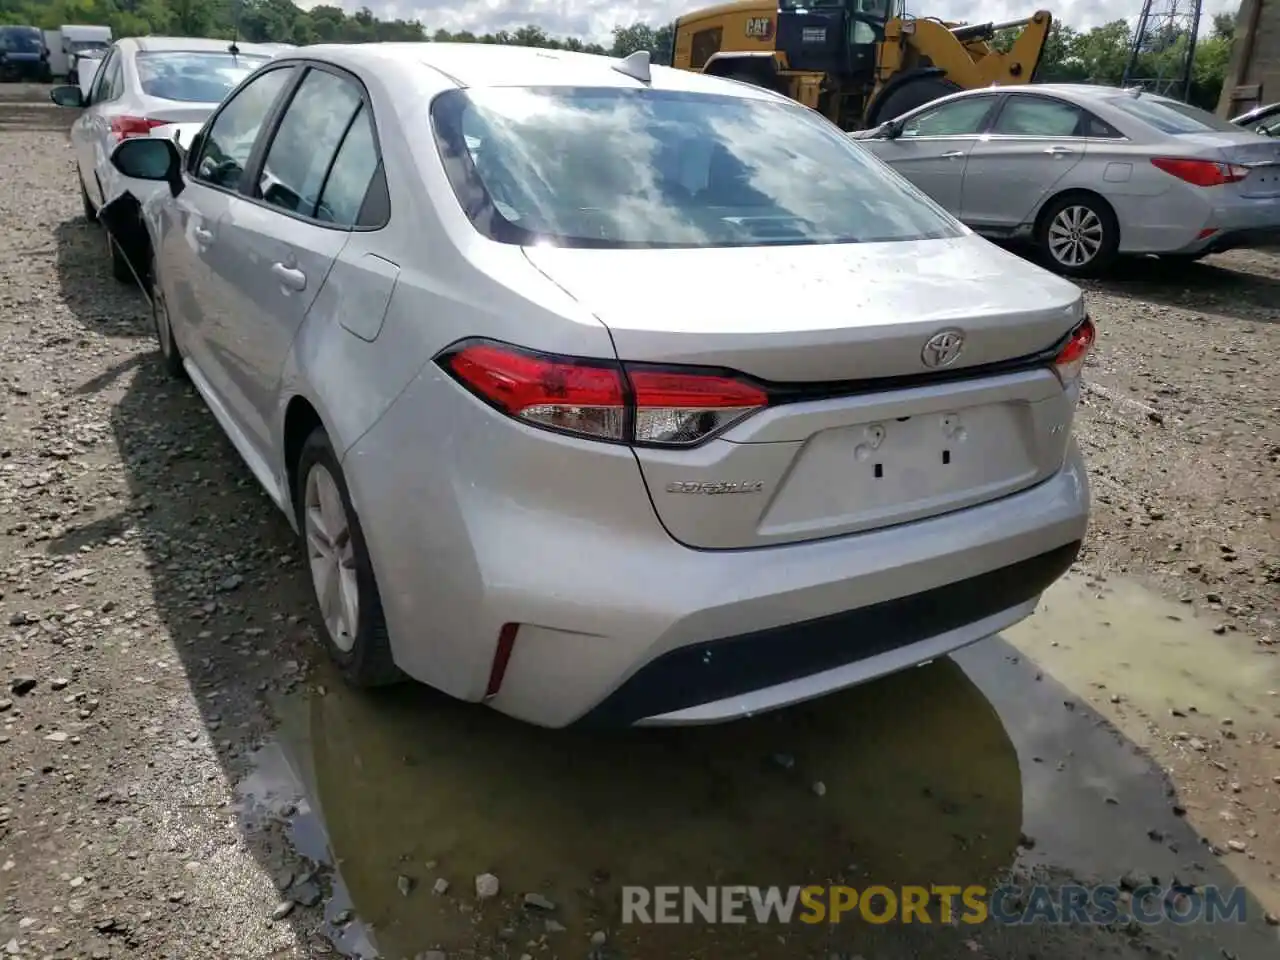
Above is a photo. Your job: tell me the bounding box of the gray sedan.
[853,84,1280,276]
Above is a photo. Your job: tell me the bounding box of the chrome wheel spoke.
[304,464,359,653]
[1050,207,1103,267]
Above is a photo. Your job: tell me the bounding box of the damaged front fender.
[99,191,153,299]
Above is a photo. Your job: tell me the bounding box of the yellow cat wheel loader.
[666,0,1053,130]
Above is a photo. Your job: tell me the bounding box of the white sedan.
[49,35,285,284]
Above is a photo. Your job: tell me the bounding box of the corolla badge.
[921,329,966,369]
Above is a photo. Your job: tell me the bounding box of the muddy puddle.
[235,574,1280,960]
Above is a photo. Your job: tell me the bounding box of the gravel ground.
[1,85,1278,959]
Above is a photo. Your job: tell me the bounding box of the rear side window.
[315,105,382,226]
[134,51,270,104]
[992,95,1081,136]
[901,97,996,138]
[1106,95,1243,135]
[193,66,296,191]
[431,86,963,249]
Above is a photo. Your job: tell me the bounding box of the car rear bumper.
[347,366,1090,727]
[577,538,1080,726]
[1189,223,1280,254]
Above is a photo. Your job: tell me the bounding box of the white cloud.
[296,0,1242,45]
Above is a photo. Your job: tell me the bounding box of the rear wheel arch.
[284,396,325,517]
[1032,188,1121,276]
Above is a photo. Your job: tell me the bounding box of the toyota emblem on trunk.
[921,329,966,368]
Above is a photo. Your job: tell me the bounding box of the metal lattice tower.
[1122,0,1204,101]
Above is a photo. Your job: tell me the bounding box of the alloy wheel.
[304,464,360,653]
[1047,205,1104,268]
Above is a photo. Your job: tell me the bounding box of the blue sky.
[295,0,1242,44]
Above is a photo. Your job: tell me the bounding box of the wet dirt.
[1005,572,1280,917]
[234,576,1280,960]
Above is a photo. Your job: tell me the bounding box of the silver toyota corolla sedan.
[852,84,1280,276]
[49,35,282,282]
[99,43,1092,729]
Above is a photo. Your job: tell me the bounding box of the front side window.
[315,105,381,226]
[1106,94,1243,135]
[193,66,295,191]
[901,97,995,138]
[0,28,42,54]
[431,86,962,249]
[258,68,364,219]
[134,51,271,104]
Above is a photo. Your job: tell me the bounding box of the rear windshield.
[1105,94,1243,135]
[430,87,963,249]
[0,28,43,54]
[134,51,270,104]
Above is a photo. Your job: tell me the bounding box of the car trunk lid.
[524,235,1087,549]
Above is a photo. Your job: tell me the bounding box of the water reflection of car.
[47,35,286,283]
[100,43,1091,729]
[0,25,52,82]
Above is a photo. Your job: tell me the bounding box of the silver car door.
[959,94,1099,232]
[202,66,377,458]
[859,94,1001,214]
[168,65,300,413]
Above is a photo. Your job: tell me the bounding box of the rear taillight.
[437,340,768,447]
[109,115,167,142]
[1150,156,1249,187]
[1052,316,1096,383]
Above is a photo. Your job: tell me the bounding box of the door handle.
[193,226,213,243]
[271,262,307,292]
[940,150,965,159]
[1044,146,1075,156]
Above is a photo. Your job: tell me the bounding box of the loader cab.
[776,0,901,77]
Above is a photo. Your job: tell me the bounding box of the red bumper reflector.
[483,623,519,699]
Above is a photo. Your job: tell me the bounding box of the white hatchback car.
[50,35,283,283]
[101,43,1092,728]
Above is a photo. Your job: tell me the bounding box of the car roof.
[121,35,283,56]
[282,41,783,100]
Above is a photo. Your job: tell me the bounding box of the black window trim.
[985,91,1129,142]
[238,59,390,233]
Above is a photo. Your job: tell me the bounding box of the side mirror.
[110,137,185,197]
[49,85,84,108]
[879,119,903,140]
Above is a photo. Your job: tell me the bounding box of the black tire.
[294,427,401,688]
[80,177,97,223]
[150,250,185,379]
[1035,193,1120,278]
[869,75,962,125]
